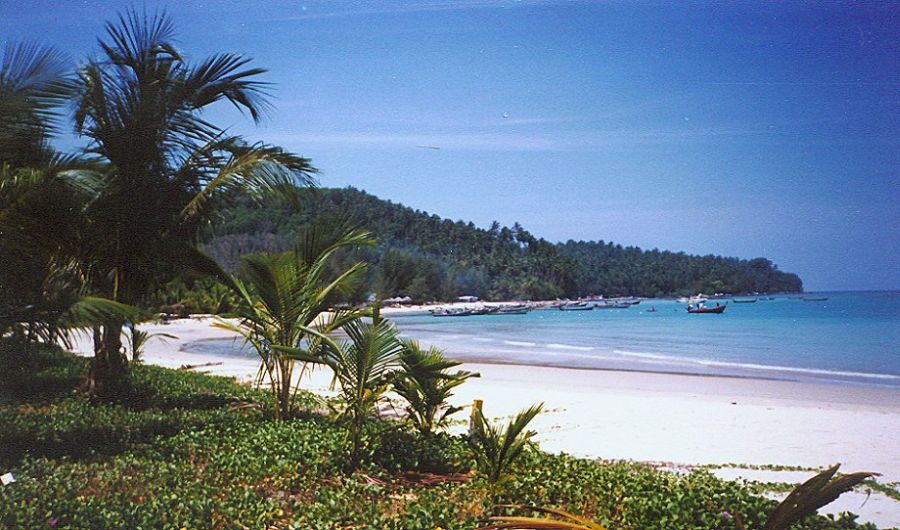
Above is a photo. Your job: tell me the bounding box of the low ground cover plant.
[0,343,881,530]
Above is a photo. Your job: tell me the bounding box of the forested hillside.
[205,187,802,301]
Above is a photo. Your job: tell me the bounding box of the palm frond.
[470,403,543,483]
[59,296,147,329]
[0,41,71,167]
[180,138,318,220]
[762,464,877,530]
[477,505,608,529]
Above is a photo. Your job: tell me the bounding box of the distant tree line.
[200,187,802,304]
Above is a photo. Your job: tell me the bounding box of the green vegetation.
[0,343,880,530]
[314,317,406,472]
[474,463,877,530]
[470,403,544,484]
[477,505,609,529]
[204,187,803,303]
[1,11,316,398]
[214,226,372,420]
[395,340,479,434]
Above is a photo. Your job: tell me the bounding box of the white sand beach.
[70,316,900,527]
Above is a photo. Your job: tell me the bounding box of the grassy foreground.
[0,343,877,530]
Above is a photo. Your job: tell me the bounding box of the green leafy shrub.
[370,427,471,475]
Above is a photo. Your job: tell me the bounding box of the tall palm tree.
[0,41,140,353]
[66,10,319,396]
[215,225,373,420]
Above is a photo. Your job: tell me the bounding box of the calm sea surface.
[185,291,899,388]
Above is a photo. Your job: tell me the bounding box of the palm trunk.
[348,410,364,472]
[279,359,293,420]
[83,318,129,398]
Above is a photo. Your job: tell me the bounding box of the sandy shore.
[69,316,900,527]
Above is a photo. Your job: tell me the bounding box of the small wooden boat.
[495,308,530,315]
[559,302,593,311]
[802,296,829,302]
[687,304,726,314]
[431,308,471,317]
[488,304,531,315]
[732,298,758,303]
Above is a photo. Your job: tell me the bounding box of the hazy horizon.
[2,0,897,291]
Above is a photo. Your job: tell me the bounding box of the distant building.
[383,296,414,305]
[457,295,479,303]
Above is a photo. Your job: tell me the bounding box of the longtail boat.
[687,304,726,314]
[559,302,593,311]
[732,298,758,303]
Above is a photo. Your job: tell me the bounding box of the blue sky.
[2,0,898,290]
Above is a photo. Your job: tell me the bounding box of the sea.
[184,291,899,389]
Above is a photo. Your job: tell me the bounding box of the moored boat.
[732,298,758,303]
[802,296,829,302]
[559,302,593,311]
[430,308,472,317]
[594,302,631,309]
[686,304,726,314]
[488,304,532,315]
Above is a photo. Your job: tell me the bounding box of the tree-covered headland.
[204,187,803,303]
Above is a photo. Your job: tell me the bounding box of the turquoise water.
[391,291,900,388]
[185,291,900,388]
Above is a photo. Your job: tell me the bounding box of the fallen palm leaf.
[477,505,608,530]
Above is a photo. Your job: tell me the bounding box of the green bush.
[370,427,471,475]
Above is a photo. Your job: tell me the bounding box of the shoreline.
[379,300,900,390]
[69,316,900,527]
[182,333,900,393]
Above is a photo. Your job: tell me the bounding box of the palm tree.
[124,324,176,364]
[215,226,372,420]
[292,315,405,472]
[394,339,478,434]
[65,10,318,396]
[0,41,142,354]
[470,403,543,484]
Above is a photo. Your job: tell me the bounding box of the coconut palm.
[0,40,99,333]
[215,225,372,420]
[0,165,126,349]
[310,317,405,472]
[394,339,478,434]
[63,10,318,396]
[124,324,176,364]
[470,403,544,484]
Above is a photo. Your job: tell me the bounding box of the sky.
[1,0,898,291]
